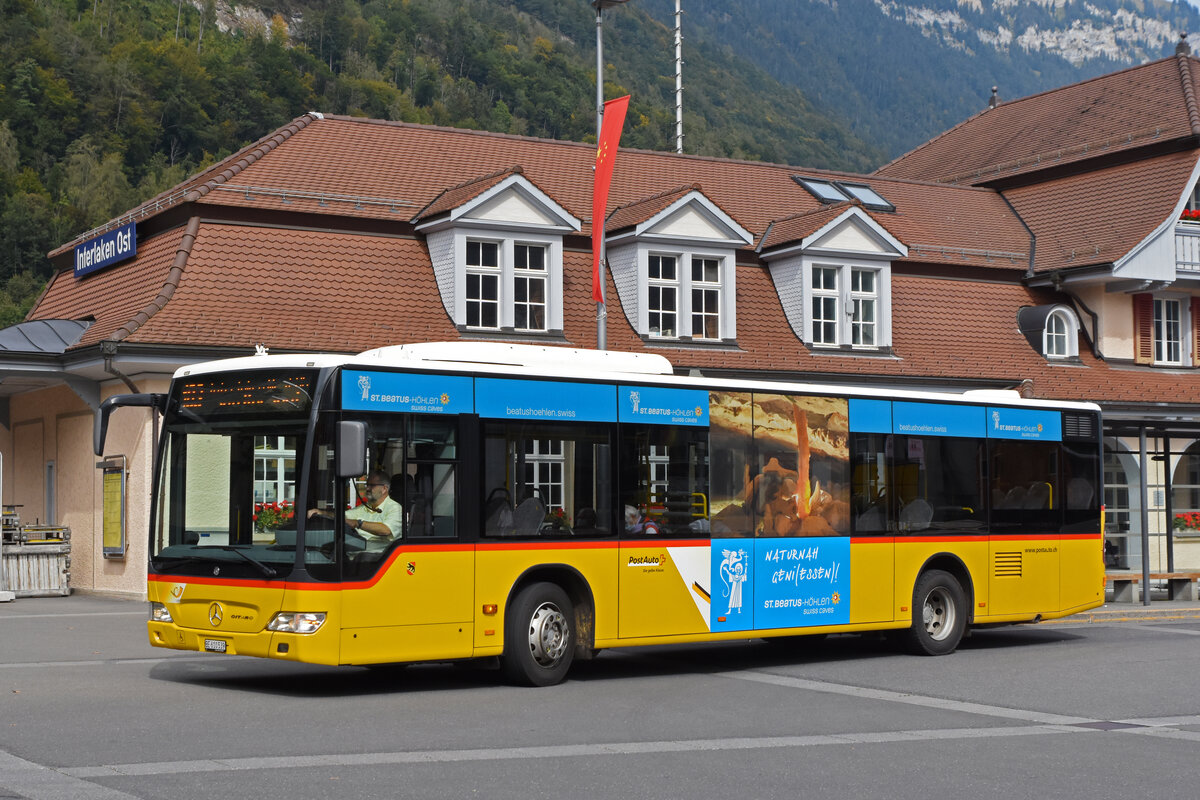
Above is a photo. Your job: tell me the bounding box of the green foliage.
[0,0,886,325]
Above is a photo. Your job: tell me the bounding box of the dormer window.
[1017,304,1080,360]
[1043,308,1078,359]
[759,205,906,352]
[606,187,752,345]
[414,169,580,338]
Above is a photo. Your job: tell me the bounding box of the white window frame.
[1043,307,1079,359]
[647,253,679,338]
[690,256,722,341]
[513,242,548,332]
[635,247,735,341]
[1153,295,1185,365]
[802,260,890,349]
[465,239,501,330]
[453,231,564,333]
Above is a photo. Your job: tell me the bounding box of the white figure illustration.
[719,548,748,615]
[629,391,641,415]
[359,374,371,401]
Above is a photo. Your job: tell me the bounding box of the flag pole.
[595,3,607,350]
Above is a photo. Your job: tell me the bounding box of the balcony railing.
[1175,223,1200,272]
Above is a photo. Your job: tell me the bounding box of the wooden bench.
[1106,572,1200,603]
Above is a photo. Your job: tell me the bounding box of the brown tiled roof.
[606,185,700,232]
[1003,149,1200,272]
[30,111,1200,407]
[124,224,458,351]
[759,202,859,252]
[34,225,190,348]
[79,114,1026,268]
[413,166,524,221]
[876,54,1200,186]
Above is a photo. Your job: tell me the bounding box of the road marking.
[1129,624,1200,636]
[0,750,140,800]
[716,669,1094,725]
[0,656,210,670]
[56,724,1090,779]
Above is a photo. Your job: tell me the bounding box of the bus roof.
[172,342,1101,413]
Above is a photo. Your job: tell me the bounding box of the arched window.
[1043,307,1079,359]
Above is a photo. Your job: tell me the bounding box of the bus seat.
[1066,477,1093,510]
[998,485,1027,509]
[899,498,933,531]
[1023,482,1050,509]
[512,496,546,537]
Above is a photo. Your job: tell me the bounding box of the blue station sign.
[74,222,136,279]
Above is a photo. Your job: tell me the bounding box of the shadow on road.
[144,624,1083,696]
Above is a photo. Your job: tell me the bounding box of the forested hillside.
[641,0,1200,159]
[0,0,883,326]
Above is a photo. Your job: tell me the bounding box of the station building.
[3,50,1200,596]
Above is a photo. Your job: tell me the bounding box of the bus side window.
[481,421,613,539]
[618,425,710,539]
[851,434,891,533]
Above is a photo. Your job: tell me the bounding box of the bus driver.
[308,470,403,546]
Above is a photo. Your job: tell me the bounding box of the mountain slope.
[642,0,1200,158]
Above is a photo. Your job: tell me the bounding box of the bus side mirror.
[94,393,167,456]
[336,421,369,478]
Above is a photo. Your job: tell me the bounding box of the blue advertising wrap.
[986,406,1062,441]
[342,371,473,414]
[74,222,136,278]
[475,378,617,422]
[849,398,892,434]
[709,537,851,632]
[892,401,985,438]
[618,386,709,426]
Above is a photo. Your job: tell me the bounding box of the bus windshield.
[149,370,317,578]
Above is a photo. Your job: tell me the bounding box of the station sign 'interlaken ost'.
[74,222,136,279]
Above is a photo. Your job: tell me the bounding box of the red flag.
[592,95,630,303]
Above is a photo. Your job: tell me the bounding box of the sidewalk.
[1044,597,1200,625]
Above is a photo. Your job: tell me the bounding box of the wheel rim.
[921,586,956,641]
[526,601,570,667]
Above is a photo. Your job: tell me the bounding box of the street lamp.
[592,0,629,350]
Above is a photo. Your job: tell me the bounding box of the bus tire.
[502,582,575,687]
[904,569,966,656]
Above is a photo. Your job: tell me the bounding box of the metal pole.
[1139,427,1151,606]
[675,0,683,154]
[1164,435,1174,573]
[595,5,607,351]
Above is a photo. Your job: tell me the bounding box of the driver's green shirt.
[346,495,404,545]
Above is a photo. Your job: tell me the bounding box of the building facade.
[3,52,1200,596]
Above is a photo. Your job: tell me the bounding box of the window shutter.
[1133,293,1153,364]
[1193,296,1200,367]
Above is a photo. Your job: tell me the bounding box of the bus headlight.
[150,602,173,623]
[267,612,327,634]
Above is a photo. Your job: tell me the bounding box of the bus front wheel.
[904,570,966,656]
[502,582,575,687]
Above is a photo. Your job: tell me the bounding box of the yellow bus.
[96,342,1104,686]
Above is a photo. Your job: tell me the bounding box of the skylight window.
[793,176,894,212]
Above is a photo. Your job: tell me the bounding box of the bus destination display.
[179,372,315,416]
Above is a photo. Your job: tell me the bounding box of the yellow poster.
[102,468,124,553]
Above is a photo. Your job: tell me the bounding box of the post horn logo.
[208,602,224,627]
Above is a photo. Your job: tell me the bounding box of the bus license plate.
[204,639,227,653]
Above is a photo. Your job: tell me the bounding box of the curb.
[1043,606,1200,625]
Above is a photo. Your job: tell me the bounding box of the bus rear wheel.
[904,569,966,656]
[502,582,575,687]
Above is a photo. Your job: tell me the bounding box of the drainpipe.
[1063,288,1103,360]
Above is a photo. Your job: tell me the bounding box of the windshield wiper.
[153,548,277,578]
[215,546,278,577]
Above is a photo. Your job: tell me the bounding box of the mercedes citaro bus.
[95,342,1104,686]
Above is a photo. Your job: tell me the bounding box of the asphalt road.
[3,594,1200,800]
